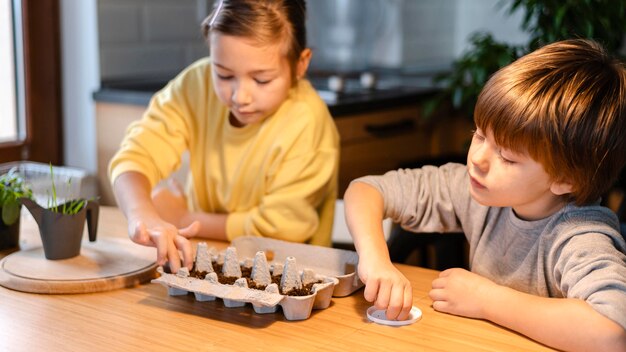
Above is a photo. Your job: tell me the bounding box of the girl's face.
[466,128,571,220]
[210,33,294,127]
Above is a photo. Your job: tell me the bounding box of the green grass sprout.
[47,163,85,215]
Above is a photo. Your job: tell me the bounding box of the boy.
[344,39,626,352]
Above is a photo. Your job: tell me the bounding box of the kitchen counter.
[92,73,441,117]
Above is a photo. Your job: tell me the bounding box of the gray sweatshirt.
[356,163,626,330]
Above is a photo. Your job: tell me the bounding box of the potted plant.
[425,0,626,121]
[20,164,99,259]
[0,168,33,250]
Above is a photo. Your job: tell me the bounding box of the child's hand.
[152,179,190,227]
[358,256,413,321]
[127,210,200,273]
[429,268,498,319]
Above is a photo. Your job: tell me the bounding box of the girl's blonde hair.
[475,39,626,205]
[201,0,307,82]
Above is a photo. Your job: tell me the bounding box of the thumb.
[178,221,200,238]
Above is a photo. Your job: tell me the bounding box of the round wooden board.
[0,237,157,294]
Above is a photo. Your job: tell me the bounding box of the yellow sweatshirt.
[109,58,339,246]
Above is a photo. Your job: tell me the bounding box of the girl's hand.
[429,268,498,319]
[127,209,200,273]
[151,179,190,227]
[358,256,413,321]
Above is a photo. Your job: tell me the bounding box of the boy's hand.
[358,256,413,321]
[429,268,498,319]
[127,209,200,273]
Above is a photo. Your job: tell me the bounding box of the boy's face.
[467,128,569,220]
[210,33,293,127]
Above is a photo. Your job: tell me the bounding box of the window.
[0,0,62,164]
[0,0,20,143]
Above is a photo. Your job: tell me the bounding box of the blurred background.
[0,0,532,172]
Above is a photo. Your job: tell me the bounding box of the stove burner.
[306,69,440,104]
[359,72,377,90]
[327,75,345,93]
[326,72,378,93]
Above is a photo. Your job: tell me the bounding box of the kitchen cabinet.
[95,102,146,205]
[334,103,472,196]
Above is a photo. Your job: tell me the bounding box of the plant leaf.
[2,202,20,226]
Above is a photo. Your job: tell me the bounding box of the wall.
[60,0,211,174]
[305,0,458,71]
[98,0,212,81]
[455,0,528,56]
[96,0,527,79]
[60,0,99,173]
[400,0,458,70]
[307,0,525,72]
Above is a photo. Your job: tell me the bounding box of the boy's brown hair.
[474,39,626,205]
[201,0,307,83]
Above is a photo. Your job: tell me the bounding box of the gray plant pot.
[21,198,99,260]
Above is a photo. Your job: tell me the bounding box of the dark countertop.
[93,73,442,117]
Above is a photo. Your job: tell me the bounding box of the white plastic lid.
[366,306,422,326]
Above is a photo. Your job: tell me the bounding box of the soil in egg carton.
[189,261,321,296]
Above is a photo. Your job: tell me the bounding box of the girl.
[109,0,339,273]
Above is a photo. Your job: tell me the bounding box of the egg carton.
[230,236,363,297]
[152,243,340,320]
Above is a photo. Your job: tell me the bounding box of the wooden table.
[0,207,556,352]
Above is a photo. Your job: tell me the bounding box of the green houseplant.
[0,168,33,249]
[426,0,626,120]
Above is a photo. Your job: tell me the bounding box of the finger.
[374,281,391,310]
[431,277,446,289]
[166,233,182,273]
[154,230,169,268]
[396,284,414,321]
[363,280,380,303]
[174,234,193,270]
[432,300,450,313]
[178,221,200,238]
[429,288,446,301]
[385,283,406,320]
[439,268,453,277]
